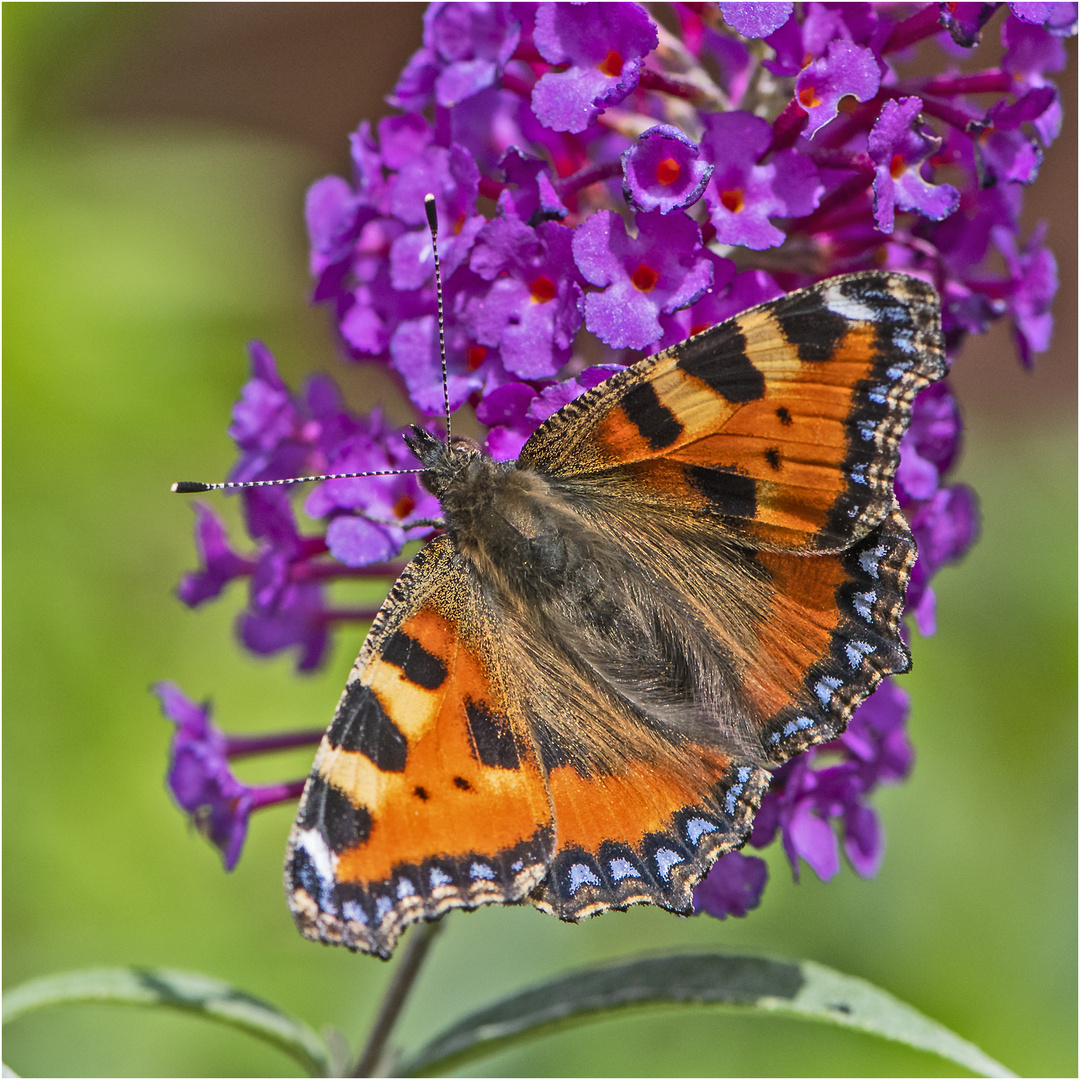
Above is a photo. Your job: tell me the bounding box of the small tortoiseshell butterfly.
[283,270,945,959]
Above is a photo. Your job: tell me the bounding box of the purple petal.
[583,285,667,349]
[787,803,840,881]
[693,851,769,918]
[391,47,439,111]
[177,503,251,607]
[720,2,793,38]
[154,681,214,740]
[843,804,884,878]
[325,515,405,567]
[795,40,881,137]
[305,175,360,276]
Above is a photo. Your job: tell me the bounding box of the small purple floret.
[869,97,959,233]
[531,2,658,133]
[622,125,713,214]
[700,111,822,249]
[155,682,252,871]
[177,503,252,607]
[467,216,584,378]
[572,209,713,349]
[795,39,881,137]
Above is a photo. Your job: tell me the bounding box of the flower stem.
[554,159,622,199]
[882,3,942,54]
[637,67,709,104]
[225,729,325,758]
[353,919,444,1077]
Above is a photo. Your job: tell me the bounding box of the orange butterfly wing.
[287,537,554,958]
[521,271,944,551]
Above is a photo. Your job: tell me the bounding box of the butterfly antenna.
[173,195,450,495]
[171,468,423,494]
[425,193,453,446]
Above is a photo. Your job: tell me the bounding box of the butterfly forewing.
[286,536,554,958]
[520,272,945,552]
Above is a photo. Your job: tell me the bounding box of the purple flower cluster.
[154,682,316,869]
[163,3,1071,911]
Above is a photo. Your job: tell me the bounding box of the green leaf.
[2,967,332,1077]
[399,952,1015,1078]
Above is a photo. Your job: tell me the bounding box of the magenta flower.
[155,682,314,869]
[466,216,584,378]
[995,222,1058,366]
[161,1,1072,916]
[795,38,880,137]
[177,503,252,607]
[693,851,769,919]
[699,111,822,250]
[747,679,914,882]
[531,2,658,133]
[969,87,1056,187]
[392,2,522,110]
[868,97,960,233]
[572,209,713,349]
[621,125,713,215]
[496,146,568,224]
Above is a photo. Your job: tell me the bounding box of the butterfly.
[284,270,945,959]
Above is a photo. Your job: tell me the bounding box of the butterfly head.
[403,425,485,502]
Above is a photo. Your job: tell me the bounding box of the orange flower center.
[798,84,822,109]
[655,156,681,186]
[890,153,906,179]
[467,345,487,370]
[631,264,659,292]
[393,494,416,520]
[720,187,745,213]
[529,275,556,303]
[598,49,623,77]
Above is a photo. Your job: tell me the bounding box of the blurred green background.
[4,5,1076,1076]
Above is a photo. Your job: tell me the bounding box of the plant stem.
[353,920,444,1077]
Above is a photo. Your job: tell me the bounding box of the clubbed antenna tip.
[423,194,452,443]
[172,481,213,493]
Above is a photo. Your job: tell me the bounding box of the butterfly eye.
[448,435,481,453]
